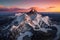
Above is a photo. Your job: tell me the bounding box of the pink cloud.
[0,5,7,8]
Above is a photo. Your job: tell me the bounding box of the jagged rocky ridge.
[0,9,59,40]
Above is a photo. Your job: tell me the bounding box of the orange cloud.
[0,5,60,12]
[47,6,55,9]
[44,6,60,12]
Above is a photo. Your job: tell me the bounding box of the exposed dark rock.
[31,26,57,40]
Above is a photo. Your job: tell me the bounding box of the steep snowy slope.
[0,11,59,40]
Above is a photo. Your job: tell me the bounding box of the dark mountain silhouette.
[26,8,37,15]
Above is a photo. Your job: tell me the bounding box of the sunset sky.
[0,0,60,12]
